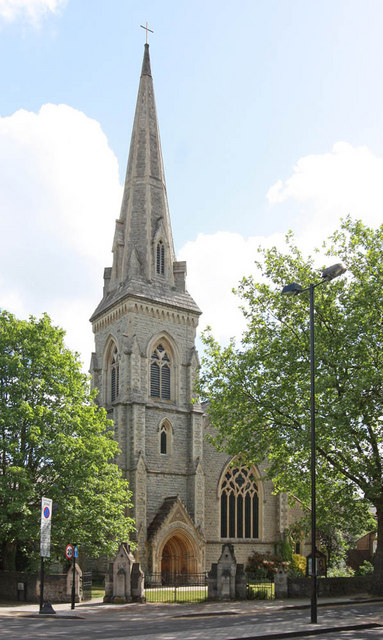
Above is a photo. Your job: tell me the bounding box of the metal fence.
[246,577,275,600]
[144,573,208,603]
[82,571,93,601]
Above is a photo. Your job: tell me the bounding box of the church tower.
[90,44,205,574]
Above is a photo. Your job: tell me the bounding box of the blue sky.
[1,0,383,366]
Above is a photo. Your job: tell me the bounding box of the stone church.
[90,44,305,576]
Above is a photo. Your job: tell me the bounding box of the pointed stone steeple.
[91,45,200,321]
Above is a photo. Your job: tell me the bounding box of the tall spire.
[91,45,200,321]
[111,43,175,287]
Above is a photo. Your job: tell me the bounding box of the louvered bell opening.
[111,367,117,402]
[161,364,170,400]
[150,362,160,397]
[156,242,165,275]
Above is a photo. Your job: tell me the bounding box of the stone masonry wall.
[0,571,72,603]
[202,414,284,571]
[288,575,373,598]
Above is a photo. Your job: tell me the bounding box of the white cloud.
[267,141,383,246]
[0,0,68,24]
[0,104,122,367]
[2,123,383,368]
[179,142,383,348]
[178,231,285,345]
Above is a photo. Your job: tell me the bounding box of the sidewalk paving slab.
[1,595,382,639]
[1,594,383,616]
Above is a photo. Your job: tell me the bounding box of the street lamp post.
[282,263,346,624]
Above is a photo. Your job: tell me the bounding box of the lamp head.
[321,263,347,281]
[281,282,304,296]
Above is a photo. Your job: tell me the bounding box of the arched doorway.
[160,532,197,583]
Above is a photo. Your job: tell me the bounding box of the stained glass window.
[220,465,259,539]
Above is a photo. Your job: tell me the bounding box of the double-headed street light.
[282,263,346,624]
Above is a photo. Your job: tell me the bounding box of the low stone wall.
[288,575,373,598]
[0,570,80,603]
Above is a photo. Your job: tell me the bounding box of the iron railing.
[82,571,92,601]
[246,577,275,600]
[144,573,208,603]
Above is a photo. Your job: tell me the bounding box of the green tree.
[288,477,375,568]
[0,311,134,570]
[199,218,383,591]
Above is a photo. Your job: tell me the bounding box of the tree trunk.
[1,542,16,571]
[370,503,383,595]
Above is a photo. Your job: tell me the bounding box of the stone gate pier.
[207,543,247,600]
[104,543,144,603]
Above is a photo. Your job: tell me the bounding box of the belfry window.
[110,347,119,402]
[156,241,165,275]
[220,465,259,539]
[150,344,171,400]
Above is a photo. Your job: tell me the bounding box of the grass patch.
[247,582,274,600]
[145,587,207,603]
[91,581,105,599]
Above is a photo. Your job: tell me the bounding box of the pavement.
[1,595,383,638]
[0,593,381,615]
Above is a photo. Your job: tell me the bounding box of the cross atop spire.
[140,21,154,44]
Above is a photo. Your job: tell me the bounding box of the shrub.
[246,550,290,579]
[290,553,306,577]
[355,560,374,576]
[327,562,355,578]
[275,536,293,562]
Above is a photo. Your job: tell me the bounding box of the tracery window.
[110,346,119,402]
[220,465,259,539]
[156,240,165,275]
[150,344,171,400]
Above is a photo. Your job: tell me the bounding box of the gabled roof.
[147,496,179,540]
[147,495,204,542]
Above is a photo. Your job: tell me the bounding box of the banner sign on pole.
[40,497,52,558]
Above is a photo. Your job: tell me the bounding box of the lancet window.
[110,346,119,403]
[150,344,171,400]
[160,420,171,454]
[220,464,259,539]
[156,240,165,275]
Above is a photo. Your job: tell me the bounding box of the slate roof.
[90,277,201,321]
[147,496,179,541]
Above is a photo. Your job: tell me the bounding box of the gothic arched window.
[156,240,165,275]
[160,420,171,454]
[110,346,119,402]
[220,464,259,539]
[150,344,171,400]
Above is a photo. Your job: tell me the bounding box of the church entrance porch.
[160,532,197,583]
[146,496,206,577]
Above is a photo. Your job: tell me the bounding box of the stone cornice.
[105,399,203,416]
[92,294,200,333]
